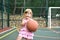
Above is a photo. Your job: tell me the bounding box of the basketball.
[27,19,38,32]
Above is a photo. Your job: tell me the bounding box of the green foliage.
[0,0,60,15]
[5,0,15,13]
[0,0,4,11]
[48,0,60,7]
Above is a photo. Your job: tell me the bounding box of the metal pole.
[1,0,6,29]
[24,0,25,10]
[13,0,16,14]
[1,0,4,29]
[46,0,48,27]
[2,0,5,28]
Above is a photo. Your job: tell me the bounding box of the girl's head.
[23,9,33,18]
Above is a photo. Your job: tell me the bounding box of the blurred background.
[0,0,60,40]
[0,0,60,29]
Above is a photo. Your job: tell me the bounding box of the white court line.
[0,28,15,34]
[48,28,60,34]
[37,28,54,32]
[37,30,53,32]
[45,27,60,34]
[0,29,16,39]
[50,29,60,34]
[35,35,60,39]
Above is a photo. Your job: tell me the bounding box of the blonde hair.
[22,9,33,19]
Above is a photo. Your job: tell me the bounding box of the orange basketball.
[27,19,38,32]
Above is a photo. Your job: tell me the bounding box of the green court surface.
[0,28,60,40]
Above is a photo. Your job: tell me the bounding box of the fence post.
[45,0,48,27]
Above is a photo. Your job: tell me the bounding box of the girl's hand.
[21,19,26,26]
[21,23,26,26]
[16,26,20,32]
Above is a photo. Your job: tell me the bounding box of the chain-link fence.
[0,0,60,29]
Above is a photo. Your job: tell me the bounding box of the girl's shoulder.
[22,18,28,20]
[22,18,26,21]
[22,18,33,21]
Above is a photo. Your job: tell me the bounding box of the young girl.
[16,9,34,40]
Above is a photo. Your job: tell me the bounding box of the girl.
[16,9,34,40]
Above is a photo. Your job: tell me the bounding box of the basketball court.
[0,28,60,40]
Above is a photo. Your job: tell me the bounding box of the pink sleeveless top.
[19,18,34,39]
